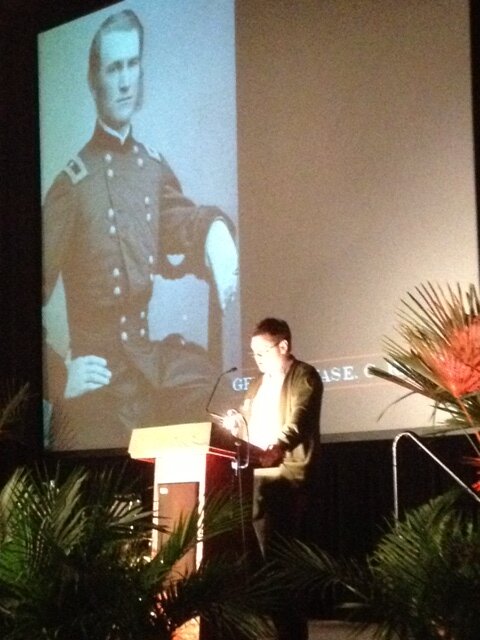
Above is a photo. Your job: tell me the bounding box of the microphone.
[205,366,238,420]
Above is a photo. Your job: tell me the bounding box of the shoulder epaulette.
[145,145,165,164]
[63,155,88,185]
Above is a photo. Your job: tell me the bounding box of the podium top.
[129,422,215,459]
[129,422,263,464]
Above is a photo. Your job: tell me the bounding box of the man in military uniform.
[43,9,238,450]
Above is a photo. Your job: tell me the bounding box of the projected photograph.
[39,0,477,450]
[39,0,239,451]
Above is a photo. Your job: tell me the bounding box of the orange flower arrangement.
[369,283,480,490]
[417,321,480,399]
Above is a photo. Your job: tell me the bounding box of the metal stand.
[392,431,480,522]
[231,438,249,475]
[230,438,252,561]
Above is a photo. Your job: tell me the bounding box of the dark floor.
[172,617,379,639]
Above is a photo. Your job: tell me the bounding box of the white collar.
[98,119,131,145]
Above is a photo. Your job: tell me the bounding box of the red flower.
[463,455,480,493]
[414,321,480,398]
[472,479,480,494]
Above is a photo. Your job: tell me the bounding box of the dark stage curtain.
[0,0,479,579]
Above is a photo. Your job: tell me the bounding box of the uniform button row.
[104,149,144,171]
[119,311,147,325]
[106,163,143,178]
[110,263,154,288]
[120,328,147,342]
[107,214,152,229]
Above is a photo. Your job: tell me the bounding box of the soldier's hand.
[205,220,238,311]
[64,355,112,399]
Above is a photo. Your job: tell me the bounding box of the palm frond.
[270,490,480,640]
[145,491,252,584]
[154,556,278,639]
[0,465,280,640]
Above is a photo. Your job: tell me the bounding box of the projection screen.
[39,0,478,450]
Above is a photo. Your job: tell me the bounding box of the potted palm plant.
[271,488,480,640]
[0,463,279,640]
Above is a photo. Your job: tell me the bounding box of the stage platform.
[308,620,378,639]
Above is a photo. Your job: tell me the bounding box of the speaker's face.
[250,335,289,375]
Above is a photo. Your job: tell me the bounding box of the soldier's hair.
[252,318,292,349]
[88,9,144,93]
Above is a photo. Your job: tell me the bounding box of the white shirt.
[98,119,131,145]
[247,371,285,450]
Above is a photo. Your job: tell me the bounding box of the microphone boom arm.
[205,366,238,417]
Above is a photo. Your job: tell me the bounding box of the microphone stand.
[205,366,238,420]
[229,420,251,562]
[205,367,251,558]
[231,423,250,477]
[205,366,252,476]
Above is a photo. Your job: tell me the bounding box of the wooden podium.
[129,422,260,560]
[129,422,261,639]
[129,422,261,640]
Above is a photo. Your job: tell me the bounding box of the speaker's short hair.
[252,318,292,349]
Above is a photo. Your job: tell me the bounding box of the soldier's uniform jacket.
[43,124,231,396]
